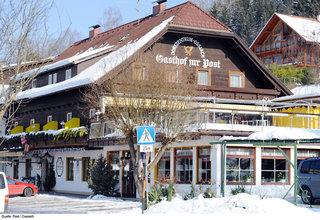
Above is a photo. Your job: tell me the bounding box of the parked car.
[0,172,8,213]
[6,176,38,197]
[298,158,320,204]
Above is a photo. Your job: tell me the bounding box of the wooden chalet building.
[251,13,320,67]
[2,1,313,198]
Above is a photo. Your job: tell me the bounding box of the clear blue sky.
[49,0,187,38]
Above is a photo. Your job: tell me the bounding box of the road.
[7,194,140,214]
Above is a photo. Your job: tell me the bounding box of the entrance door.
[122,151,135,198]
[13,160,19,179]
[40,158,49,191]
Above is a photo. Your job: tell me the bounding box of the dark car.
[298,158,320,204]
[6,176,38,197]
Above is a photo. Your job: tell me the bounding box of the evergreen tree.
[43,164,56,191]
[88,154,118,196]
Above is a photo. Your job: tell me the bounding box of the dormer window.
[66,112,72,121]
[48,73,57,85]
[31,79,37,88]
[47,115,53,123]
[65,69,72,80]
[30,119,35,125]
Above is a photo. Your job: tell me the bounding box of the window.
[297,149,320,165]
[66,112,72,121]
[82,157,90,181]
[167,68,180,83]
[31,79,36,88]
[133,65,147,81]
[158,151,170,180]
[25,159,31,178]
[261,148,289,184]
[53,73,57,84]
[226,148,254,184]
[273,55,282,64]
[47,115,53,123]
[197,70,209,86]
[175,148,193,184]
[30,119,35,125]
[65,69,72,80]
[229,72,244,88]
[66,157,74,181]
[89,109,96,119]
[48,74,52,85]
[48,73,57,84]
[103,122,115,136]
[198,147,211,184]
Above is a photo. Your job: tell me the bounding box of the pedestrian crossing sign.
[137,126,155,145]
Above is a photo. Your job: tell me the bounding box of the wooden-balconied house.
[250,13,320,67]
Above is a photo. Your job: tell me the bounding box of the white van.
[0,172,8,212]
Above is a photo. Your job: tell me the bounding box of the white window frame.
[66,112,72,121]
[47,115,53,123]
[229,72,244,88]
[89,109,96,119]
[48,74,53,85]
[53,73,57,84]
[31,79,36,88]
[197,70,209,86]
[102,122,115,136]
[30,119,35,125]
[65,69,72,80]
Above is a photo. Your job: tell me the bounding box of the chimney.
[89,25,101,38]
[153,0,167,16]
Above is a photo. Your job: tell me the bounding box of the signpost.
[137,126,155,213]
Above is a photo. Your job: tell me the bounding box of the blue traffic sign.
[137,126,155,145]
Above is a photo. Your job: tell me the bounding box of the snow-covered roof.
[221,127,320,141]
[276,13,320,43]
[14,45,114,81]
[16,16,174,100]
[272,84,320,102]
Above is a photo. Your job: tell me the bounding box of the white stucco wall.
[51,149,104,195]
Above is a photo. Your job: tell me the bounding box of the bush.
[203,187,215,198]
[167,182,175,201]
[184,184,196,200]
[148,182,175,204]
[88,154,118,196]
[43,164,56,191]
[231,185,246,195]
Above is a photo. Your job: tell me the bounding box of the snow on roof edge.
[16,16,174,100]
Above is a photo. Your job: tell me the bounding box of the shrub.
[167,182,175,201]
[148,184,163,204]
[88,154,118,196]
[203,187,215,198]
[184,184,196,200]
[231,185,246,195]
[43,164,56,191]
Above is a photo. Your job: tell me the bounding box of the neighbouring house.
[250,13,320,67]
[2,1,320,199]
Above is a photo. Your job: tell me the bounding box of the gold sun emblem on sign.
[184,46,194,56]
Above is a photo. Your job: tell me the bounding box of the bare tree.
[99,7,123,31]
[84,53,198,200]
[0,0,58,136]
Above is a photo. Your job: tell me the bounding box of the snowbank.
[144,193,315,215]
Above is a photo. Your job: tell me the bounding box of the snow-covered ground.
[7,193,320,215]
[8,194,140,214]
